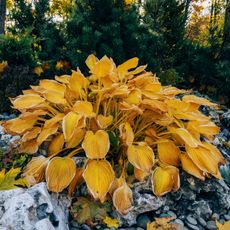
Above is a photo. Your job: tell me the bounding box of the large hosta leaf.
[83,160,114,202]
[46,157,76,192]
[127,143,155,172]
[37,123,59,144]
[82,130,110,159]
[157,140,180,166]
[73,101,95,118]
[62,112,82,142]
[11,94,45,110]
[48,133,65,156]
[151,166,180,196]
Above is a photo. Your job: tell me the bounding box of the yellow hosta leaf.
[117,57,139,79]
[83,160,114,202]
[216,220,230,230]
[44,113,65,128]
[46,157,76,192]
[43,90,67,104]
[187,120,220,139]
[125,89,142,105]
[68,168,84,197]
[11,94,45,110]
[202,142,226,165]
[92,56,113,78]
[134,167,150,181]
[69,71,89,93]
[127,143,155,172]
[3,117,37,134]
[37,123,59,144]
[119,122,134,146]
[73,101,95,117]
[22,127,41,142]
[39,79,65,94]
[48,133,65,156]
[33,66,43,76]
[67,128,86,148]
[82,130,110,159]
[142,99,168,112]
[103,216,119,228]
[182,95,218,107]
[152,166,180,196]
[19,110,47,119]
[157,140,180,166]
[113,181,133,215]
[128,65,147,75]
[86,54,98,71]
[0,168,28,190]
[180,153,205,180]
[186,146,220,178]
[55,74,70,83]
[62,112,82,142]
[96,115,113,129]
[19,139,39,154]
[169,127,200,148]
[23,156,49,185]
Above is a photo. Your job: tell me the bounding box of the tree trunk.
[221,0,230,59]
[0,0,6,34]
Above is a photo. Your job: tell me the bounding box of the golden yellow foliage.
[1,54,225,215]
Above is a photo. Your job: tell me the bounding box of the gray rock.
[81,224,91,230]
[186,216,197,225]
[206,221,217,230]
[136,214,151,228]
[198,217,206,227]
[212,213,220,220]
[167,211,177,218]
[0,183,70,230]
[174,219,184,226]
[224,214,230,220]
[186,222,199,230]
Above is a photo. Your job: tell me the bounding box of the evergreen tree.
[65,0,149,71]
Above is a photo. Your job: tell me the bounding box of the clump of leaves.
[1,54,226,215]
[147,217,177,230]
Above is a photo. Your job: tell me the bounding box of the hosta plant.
[1,54,226,215]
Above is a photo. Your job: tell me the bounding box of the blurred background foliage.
[0,0,229,112]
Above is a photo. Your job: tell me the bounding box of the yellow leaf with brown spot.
[23,156,49,185]
[134,167,150,181]
[158,140,180,166]
[186,146,220,178]
[127,143,154,172]
[180,153,205,180]
[11,94,45,110]
[151,166,180,196]
[169,127,200,148]
[22,127,41,142]
[83,160,114,202]
[82,130,110,159]
[46,157,76,192]
[62,112,82,142]
[113,181,133,215]
[0,61,8,73]
[119,122,134,146]
[37,123,59,144]
[48,133,65,156]
[96,115,113,129]
[19,139,39,154]
[73,101,95,117]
